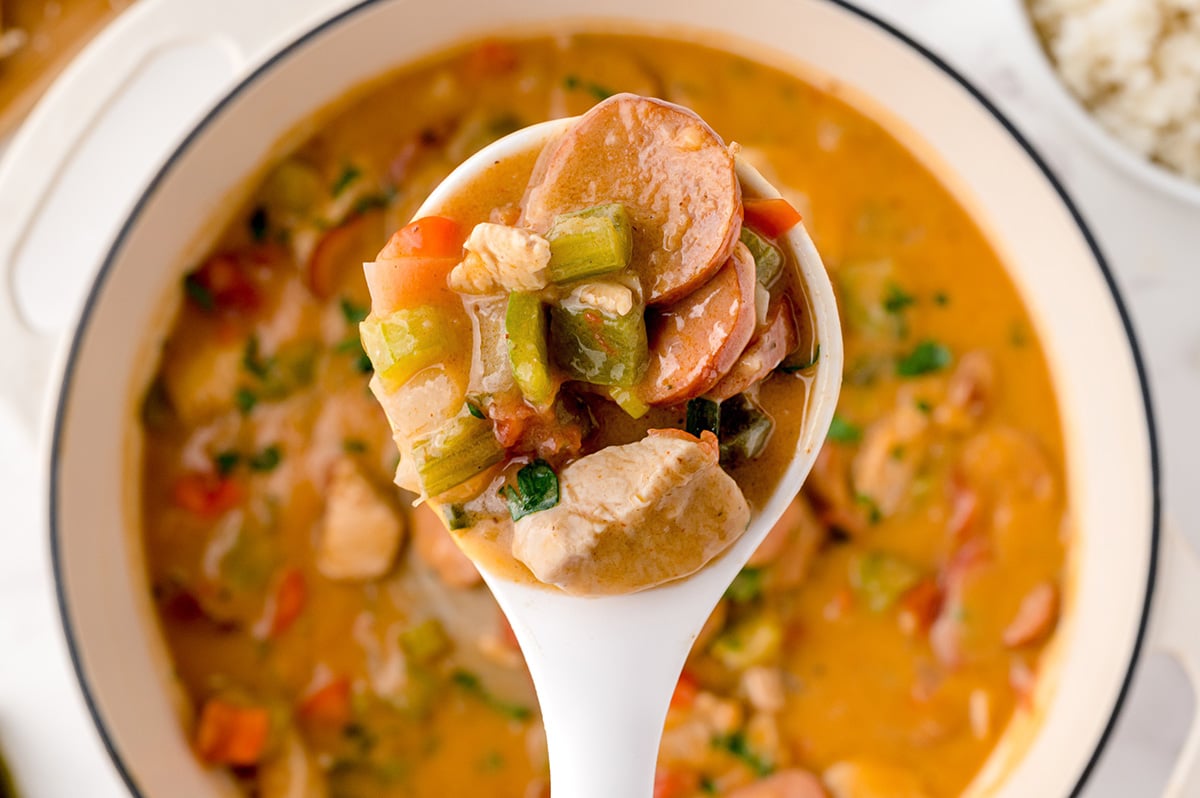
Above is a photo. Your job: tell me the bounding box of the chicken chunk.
[316,458,405,581]
[823,760,930,798]
[448,223,551,294]
[511,430,750,595]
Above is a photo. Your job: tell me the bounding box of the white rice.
[1030,0,1200,181]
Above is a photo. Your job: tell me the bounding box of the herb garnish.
[249,445,282,472]
[340,297,369,325]
[466,401,486,420]
[235,387,258,414]
[213,450,241,477]
[713,731,774,777]
[827,415,862,444]
[242,335,272,378]
[450,670,533,722]
[331,165,362,198]
[563,74,614,100]
[500,460,560,521]
[884,283,915,314]
[726,567,764,603]
[896,340,952,377]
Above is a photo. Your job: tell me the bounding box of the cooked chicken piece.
[824,759,930,798]
[851,402,929,517]
[567,280,635,316]
[511,430,750,595]
[741,666,786,713]
[316,458,405,581]
[162,335,244,425]
[727,769,828,798]
[935,350,995,431]
[411,502,482,588]
[448,223,551,293]
[257,732,328,798]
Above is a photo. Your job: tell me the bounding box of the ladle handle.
[491,582,705,798]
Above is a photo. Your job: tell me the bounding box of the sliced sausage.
[707,301,798,401]
[641,241,757,406]
[522,93,742,304]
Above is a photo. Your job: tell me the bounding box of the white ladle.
[416,118,843,798]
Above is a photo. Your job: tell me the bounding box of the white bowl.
[1011,0,1200,206]
[0,0,1165,795]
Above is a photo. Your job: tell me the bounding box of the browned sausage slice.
[706,301,798,401]
[641,241,757,406]
[522,93,742,305]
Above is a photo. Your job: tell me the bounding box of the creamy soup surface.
[140,32,1067,798]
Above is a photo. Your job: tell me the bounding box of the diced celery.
[399,618,451,664]
[740,226,784,288]
[465,296,516,399]
[506,292,554,406]
[710,613,783,670]
[412,414,505,497]
[549,279,648,387]
[849,551,921,612]
[607,386,650,419]
[360,307,456,391]
[546,204,633,284]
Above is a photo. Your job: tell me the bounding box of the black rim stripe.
[48,2,1161,796]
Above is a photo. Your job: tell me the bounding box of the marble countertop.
[1,0,1197,794]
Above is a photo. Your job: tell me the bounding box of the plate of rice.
[1021,0,1200,204]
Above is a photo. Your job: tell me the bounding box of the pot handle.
[1152,522,1200,797]
[0,0,354,437]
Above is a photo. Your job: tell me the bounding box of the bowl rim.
[45,1,1162,796]
[1012,0,1200,206]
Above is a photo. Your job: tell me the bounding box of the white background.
[0,0,1197,794]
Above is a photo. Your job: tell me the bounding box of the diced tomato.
[379,216,464,259]
[269,568,307,637]
[653,768,698,798]
[171,472,243,518]
[189,253,262,313]
[195,699,270,766]
[363,255,460,315]
[463,40,519,77]
[670,669,700,710]
[308,213,380,299]
[298,676,352,729]
[898,577,943,636]
[743,197,803,238]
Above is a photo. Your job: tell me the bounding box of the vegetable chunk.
[511,430,750,595]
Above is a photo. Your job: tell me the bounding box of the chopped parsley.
[855,493,883,525]
[726,567,764,603]
[249,445,282,472]
[896,340,952,377]
[713,731,774,777]
[915,398,934,414]
[934,291,950,306]
[336,336,374,374]
[563,74,614,100]
[183,273,215,312]
[450,670,533,722]
[342,438,368,454]
[884,283,916,314]
[466,401,486,420]
[340,297,369,325]
[331,165,362,198]
[827,415,862,444]
[235,387,258,414]
[213,450,241,477]
[501,460,560,521]
[242,335,272,378]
